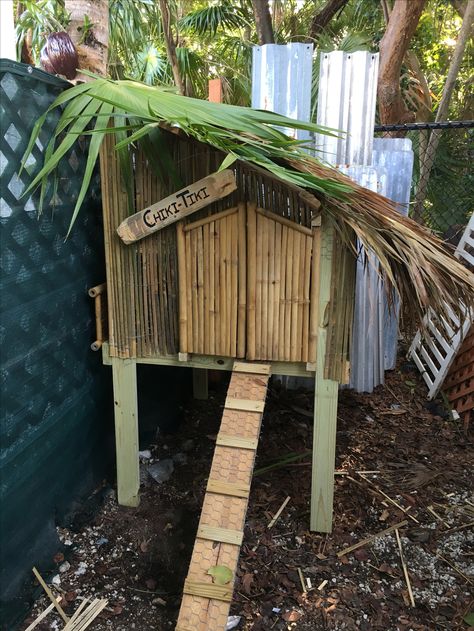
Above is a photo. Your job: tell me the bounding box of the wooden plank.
[311,218,338,533]
[207,479,251,498]
[117,170,237,244]
[193,368,208,400]
[111,357,140,507]
[176,222,188,353]
[225,398,265,413]
[183,580,233,602]
[255,206,313,236]
[247,202,257,360]
[197,525,243,546]
[233,361,271,375]
[216,434,259,450]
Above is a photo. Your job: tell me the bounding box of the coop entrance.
[177,202,317,363]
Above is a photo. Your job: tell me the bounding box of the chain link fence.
[375,120,474,245]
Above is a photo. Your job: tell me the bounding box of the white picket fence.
[409,213,474,399]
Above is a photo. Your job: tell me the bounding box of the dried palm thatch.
[22,77,474,328]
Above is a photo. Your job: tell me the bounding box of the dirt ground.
[21,357,473,631]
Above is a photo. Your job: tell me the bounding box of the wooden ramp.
[176,361,271,631]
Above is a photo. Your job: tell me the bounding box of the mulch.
[21,358,473,631]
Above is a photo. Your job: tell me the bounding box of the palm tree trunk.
[251,0,275,45]
[159,0,185,95]
[65,0,109,77]
[308,0,349,41]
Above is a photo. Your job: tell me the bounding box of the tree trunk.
[450,0,466,17]
[308,0,350,41]
[252,0,275,45]
[378,0,426,125]
[159,0,185,95]
[65,0,108,78]
[413,0,474,221]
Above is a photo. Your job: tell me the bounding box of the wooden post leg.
[112,357,140,507]
[193,368,209,400]
[310,219,338,533]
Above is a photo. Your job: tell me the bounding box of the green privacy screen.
[0,60,111,628]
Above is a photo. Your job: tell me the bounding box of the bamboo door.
[177,202,319,363]
[177,203,247,357]
[246,203,316,363]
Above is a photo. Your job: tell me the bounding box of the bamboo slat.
[279,225,288,361]
[309,226,321,363]
[197,227,205,354]
[272,222,282,360]
[284,228,294,361]
[214,219,221,355]
[225,215,232,356]
[237,203,246,359]
[220,216,227,356]
[190,230,198,351]
[177,222,188,353]
[230,213,238,357]
[261,214,269,359]
[256,207,312,236]
[267,218,275,359]
[247,202,257,360]
[302,234,313,363]
[209,221,215,356]
[255,212,263,359]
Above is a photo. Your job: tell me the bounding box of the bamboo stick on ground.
[32,567,69,624]
[395,528,415,607]
[337,520,408,557]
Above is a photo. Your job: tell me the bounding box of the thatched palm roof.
[23,77,474,328]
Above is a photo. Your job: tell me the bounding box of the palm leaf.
[23,77,474,329]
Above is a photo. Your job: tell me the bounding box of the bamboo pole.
[237,203,246,358]
[295,231,304,361]
[309,225,321,363]
[203,222,210,354]
[255,211,263,359]
[267,218,275,360]
[290,230,301,361]
[197,226,205,354]
[219,216,227,356]
[176,222,188,353]
[302,234,312,363]
[261,213,269,359]
[279,226,288,361]
[285,228,295,361]
[272,222,282,360]
[225,215,232,356]
[209,221,216,355]
[230,213,238,357]
[215,218,221,355]
[247,202,257,360]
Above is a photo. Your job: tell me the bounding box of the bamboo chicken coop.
[95,119,474,631]
[99,128,356,630]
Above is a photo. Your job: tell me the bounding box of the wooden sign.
[117,169,237,244]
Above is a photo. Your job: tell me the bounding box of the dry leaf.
[241,572,253,594]
[282,610,302,622]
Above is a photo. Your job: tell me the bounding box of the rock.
[226,616,242,630]
[59,561,70,573]
[139,450,152,460]
[52,575,61,586]
[147,459,174,484]
[75,562,88,576]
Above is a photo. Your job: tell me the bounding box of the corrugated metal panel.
[252,43,313,142]
[316,50,385,392]
[316,51,379,166]
[0,60,111,629]
[372,138,414,370]
[339,166,387,392]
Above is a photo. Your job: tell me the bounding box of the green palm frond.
[179,1,251,37]
[22,77,474,327]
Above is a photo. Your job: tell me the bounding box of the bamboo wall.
[99,129,355,382]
